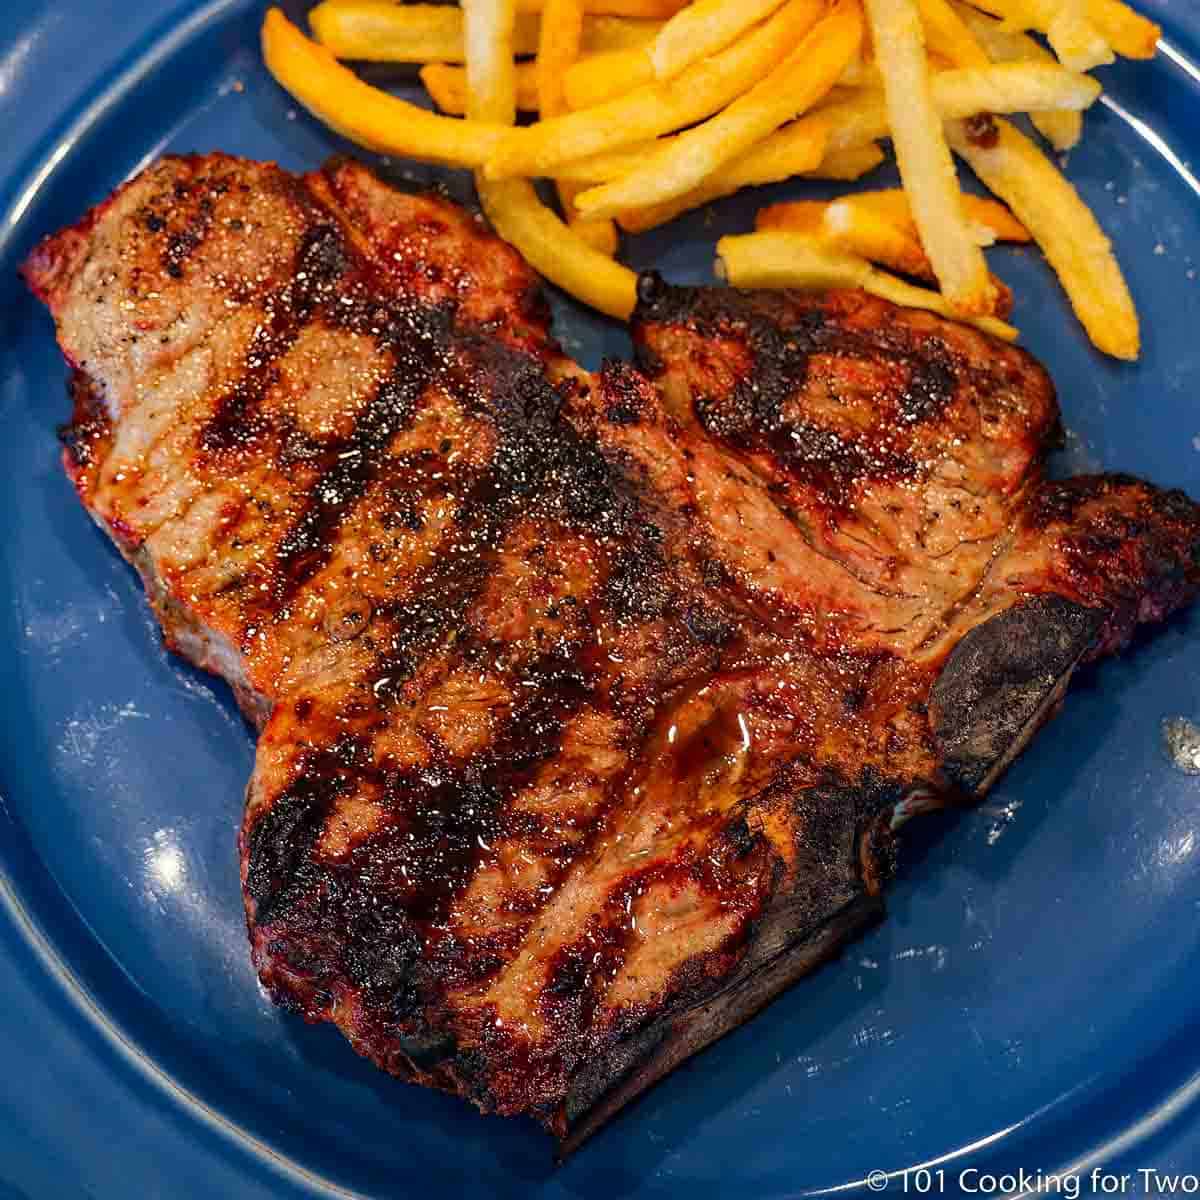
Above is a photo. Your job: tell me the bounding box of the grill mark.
[636,286,961,509]
[245,643,596,1014]
[199,222,351,455]
[140,170,228,280]
[270,314,449,603]
[245,339,712,1018]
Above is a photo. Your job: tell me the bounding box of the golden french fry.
[758,192,1026,297]
[462,0,635,315]
[651,0,790,79]
[551,141,662,181]
[310,2,541,61]
[758,197,934,278]
[952,3,1083,149]
[863,0,994,314]
[817,62,1100,153]
[464,0,518,121]
[805,143,887,178]
[309,1,660,61]
[722,113,833,185]
[614,118,829,232]
[928,61,1100,115]
[484,0,825,179]
[824,200,937,278]
[480,179,637,315]
[538,0,585,116]
[754,200,829,234]
[1046,0,1114,72]
[563,47,653,108]
[516,0,687,16]
[420,62,541,115]
[822,200,1014,310]
[538,0,620,255]
[838,187,1030,240]
[862,263,1017,334]
[719,231,873,288]
[837,52,884,87]
[1086,0,1159,58]
[575,0,860,219]
[957,0,1113,69]
[948,116,1138,358]
[916,0,989,64]
[262,9,507,164]
[716,232,1017,338]
[581,14,665,50]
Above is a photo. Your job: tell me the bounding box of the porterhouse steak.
[23,154,1200,1151]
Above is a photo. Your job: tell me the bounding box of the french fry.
[582,14,665,50]
[928,61,1100,116]
[421,62,540,115]
[759,197,1015,312]
[548,141,660,181]
[309,2,660,62]
[310,2,541,61]
[537,0,585,118]
[574,0,859,220]
[480,179,635,313]
[614,118,830,233]
[863,0,994,314]
[768,198,936,278]
[484,0,826,179]
[538,0,620,255]
[1046,0,1114,72]
[715,232,1017,338]
[915,0,989,65]
[1086,0,1159,58]
[262,9,507,165]
[805,143,887,179]
[816,62,1101,153]
[563,47,653,109]
[651,0,790,79]
[464,0,518,122]
[863,262,1017,332]
[957,0,1113,70]
[719,113,833,185]
[516,0,686,16]
[952,3,1083,149]
[831,188,1030,241]
[947,116,1139,358]
[754,200,829,235]
[462,0,636,315]
[838,53,884,87]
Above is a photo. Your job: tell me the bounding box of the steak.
[22,153,1200,1152]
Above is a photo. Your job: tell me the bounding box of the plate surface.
[2,2,1200,1196]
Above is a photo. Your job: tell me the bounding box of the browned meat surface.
[23,154,1200,1151]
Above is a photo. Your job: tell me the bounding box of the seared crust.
[23,156,1200,1146]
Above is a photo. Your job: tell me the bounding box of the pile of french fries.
[262,0,1159,357]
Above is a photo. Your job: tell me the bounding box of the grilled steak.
[23,153,1200,1152]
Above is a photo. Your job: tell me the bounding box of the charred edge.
[930,594,1104,796]
[245,737,366,926]
[58,370,112,471]
[553,768,905,1153]
[555,891,885,1158]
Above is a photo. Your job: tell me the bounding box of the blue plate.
[2,2,1200,1195]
